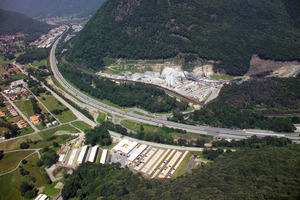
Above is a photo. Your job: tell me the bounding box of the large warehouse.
[112,139,138,156]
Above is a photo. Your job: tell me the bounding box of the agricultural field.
[0,125,78,151]
[0,154,60,200]
[0,151,34,174]
[72,121,91,132]
[38,93,77,123]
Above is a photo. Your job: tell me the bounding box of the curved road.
[50,27,299,141]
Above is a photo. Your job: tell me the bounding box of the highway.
[50,27,299,141]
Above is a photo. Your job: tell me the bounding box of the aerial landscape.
[0,0,299,199]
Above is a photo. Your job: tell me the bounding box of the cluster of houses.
[0,63,20,79]
[17,120,28,128]
[7,105,18,117]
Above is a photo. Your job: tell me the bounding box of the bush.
[20,142,29,149]
[22,159,28,165]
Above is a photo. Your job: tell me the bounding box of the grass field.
[0,125,78,151]
[0,150,34,174]
[0,153,60,200]
[121,120,213,140]
[211,73,234,80]
[10,73,28,81]
[31,59,46,67]
[0,57,16,65]
[171,151,192,179]
[72,121,91,132]
[0,134,42,151]
[96,112,106,122]
[19,127,34,136]
[38,93,77,123]
[14,100,35,118]
[0,67,7,73]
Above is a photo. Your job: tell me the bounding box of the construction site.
[96,62,226,104]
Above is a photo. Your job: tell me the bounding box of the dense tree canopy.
[62,145,300,199]
[67,0,300,75]
[59,63,188,113]
[0,9,52,40]
[191,76,299,132]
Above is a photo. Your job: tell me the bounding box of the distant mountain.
[67,0,300,75]
[0,9,52,36]
[0,0,106,18]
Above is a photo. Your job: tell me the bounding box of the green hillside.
[0,0,106,18]
[67,0,300,76]
[0,9,52,36]
[62,145,300,199]
[191,75,300,132]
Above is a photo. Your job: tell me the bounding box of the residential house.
[30,115,40,124]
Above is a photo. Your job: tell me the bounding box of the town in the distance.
[0,1,299,200]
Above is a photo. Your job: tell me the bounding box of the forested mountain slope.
[67,0,300,75]
[0,9,52,35]
[62,145,300,199]
[0,0,105,18]
[191,75,300,132]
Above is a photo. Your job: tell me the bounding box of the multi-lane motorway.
[50,27,299,141]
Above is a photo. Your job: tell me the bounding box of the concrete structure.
[100,149,108,164]
[46,123,52,128]
[112,139,138,156]
[127,144,147,163]
[52,120,59,126]
[88,146,98,163]
[77,145,88,165]
[68,149,78,165]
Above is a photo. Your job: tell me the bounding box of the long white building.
[88,146,98,163]
[100,149,108,164]
[68,149,78,165]
[127,144,147,163]
[77,145,88,165]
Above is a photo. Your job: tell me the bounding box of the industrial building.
[88,146,98,163]
[127,144,147,163]
[100,149,108,164]
[112,139,138,156]
[68,149,78,165]
[77,145,88,165]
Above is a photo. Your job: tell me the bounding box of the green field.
[19,127,34,136]
[0,150,34,174]
[96,112,106,122]
[31,59,46,67]
[0,125,78,151]
[0,57,16,65]
[121,120,213,140]
[0,153,60,200]
[0,67,7,73]
[14,100,36,118]
[38,93,77,123]
[72,121,91,132]
[10,73,28,81]
[211,73,234,80]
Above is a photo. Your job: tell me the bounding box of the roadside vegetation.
[190,76,300,132]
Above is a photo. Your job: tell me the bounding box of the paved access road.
[50,26,299,141]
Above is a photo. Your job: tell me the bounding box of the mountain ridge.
[67,0,300,76]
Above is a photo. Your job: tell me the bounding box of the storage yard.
[110,139,188,179]
[57,138,188,179]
